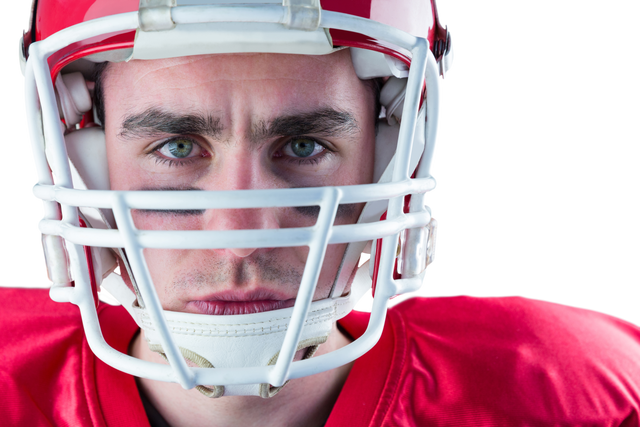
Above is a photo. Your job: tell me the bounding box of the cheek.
[105,134,164,191]
[131,211,204,231]
[106,140,137,191]
[314,243,347,298]
[106,140,213,191]
[142,248,199,310]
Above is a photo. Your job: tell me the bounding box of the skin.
[102,50,376,426]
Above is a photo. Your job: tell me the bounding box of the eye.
[158,138,197,159]
[282,137,325,158]
[150,137,210,167]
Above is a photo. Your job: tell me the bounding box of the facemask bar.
[25,5,437,389]
[113,187,341,389]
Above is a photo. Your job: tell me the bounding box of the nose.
[205,207,278,258]
[201,148,281,258]
[229,247,258,258]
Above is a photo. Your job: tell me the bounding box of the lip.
[186,290,296,315]
[188,299,296,315]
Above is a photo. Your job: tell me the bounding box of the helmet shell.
[23,0,448,77]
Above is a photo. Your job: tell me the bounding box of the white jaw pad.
[329,105,426,299]
[65,127,117,231]
[364,103,426,222]
[65,127,111,191]
[100,264,372,397]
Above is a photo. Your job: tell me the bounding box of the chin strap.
[101,260,371,398]
[148,335,327,398]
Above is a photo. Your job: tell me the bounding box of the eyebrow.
[118,107,359,142]
[118,108,223,140]
[251,108,360,143]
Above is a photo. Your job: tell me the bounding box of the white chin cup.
[105,262,370,398]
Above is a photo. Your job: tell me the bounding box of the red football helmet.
[21,0,451,396]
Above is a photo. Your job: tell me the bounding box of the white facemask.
[102,258,371,397]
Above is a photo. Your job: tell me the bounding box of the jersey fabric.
[1,288,639,426]
[0,288,148,427]
[329,298,640,426]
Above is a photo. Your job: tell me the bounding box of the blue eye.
[165,139,193,158]
[291,138,315,157]
[153,137,208,166]
[283,137,325,158]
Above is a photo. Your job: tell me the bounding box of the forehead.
[103,50,367,118]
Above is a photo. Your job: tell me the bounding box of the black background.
[0,1,640,321]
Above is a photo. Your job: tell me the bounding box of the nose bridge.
[215,128,279,191]
[218,146,260,191]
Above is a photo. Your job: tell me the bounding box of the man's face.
[103,50,375,315]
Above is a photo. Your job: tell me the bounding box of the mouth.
[186,291,297,315]
[188,299,297,315]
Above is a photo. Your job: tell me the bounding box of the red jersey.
[331,297,640,426]
[1,288,639,426]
